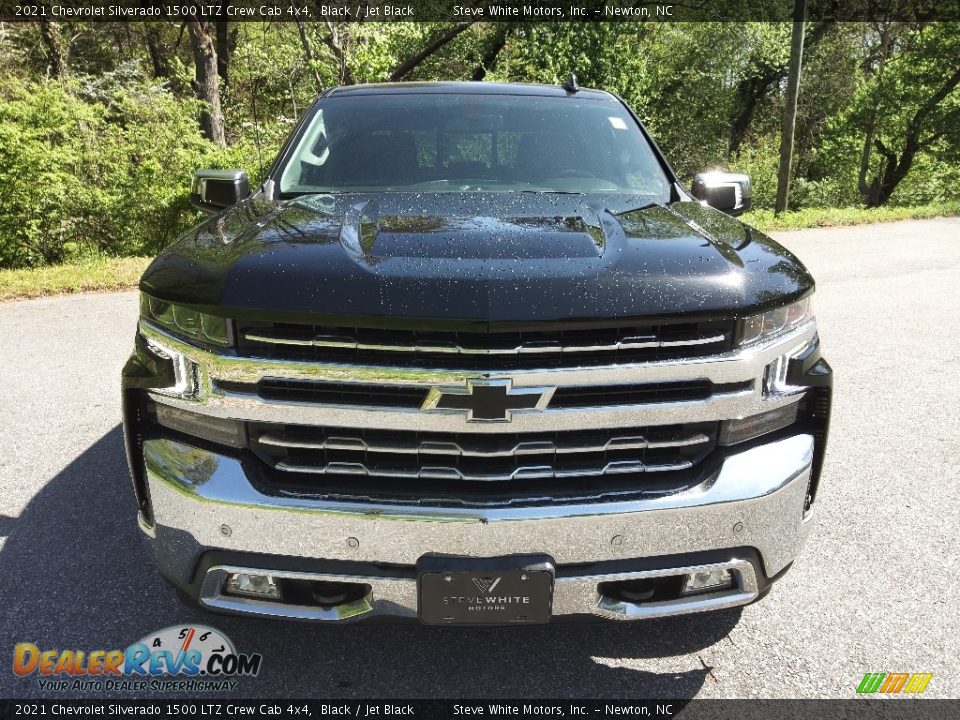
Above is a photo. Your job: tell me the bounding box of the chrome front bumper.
[141,432,815,622]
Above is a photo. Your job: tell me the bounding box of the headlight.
[738,295,813,346]
[140,294,231,347]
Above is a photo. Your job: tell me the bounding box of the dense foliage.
[0,71,250,266]
[1,20,958,268]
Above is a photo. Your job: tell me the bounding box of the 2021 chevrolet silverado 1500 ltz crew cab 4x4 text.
[122,82,832,625]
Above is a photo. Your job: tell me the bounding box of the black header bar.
[2,0,960,23]
[3,700,960,720]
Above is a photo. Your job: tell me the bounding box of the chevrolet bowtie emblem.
[422,378,554,422]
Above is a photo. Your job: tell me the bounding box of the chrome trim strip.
[242,331,728,355]
[140,320,814,387]
[256,431,710,457]
[197,559,758,622]
[272,457,693,481]
[152,383,763,432]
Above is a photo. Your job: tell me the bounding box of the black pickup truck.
[122,81,831,625]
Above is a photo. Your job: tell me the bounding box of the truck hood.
[141,192,813,325]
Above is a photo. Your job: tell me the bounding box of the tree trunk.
[38,19,68,81]
[775,0,807,215]
[144,24,170,79]
[296,21,323,93]
[215,21,234,86]
[389,23,473,81]
[728,75,770,158]
[866,63,960,206]
[858,25,895,204]
[323,21,353,85]
[857,115,877,201]
[868,138,915,207]
[187,21,226,147]
[728,21,830,158]
[472,26,511,81]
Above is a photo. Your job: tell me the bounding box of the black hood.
[141,193,813,327]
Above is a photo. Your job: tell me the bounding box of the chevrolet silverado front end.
[122,82,832,625]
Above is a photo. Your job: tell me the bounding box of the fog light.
[719,402,799,445]
[152,403,246,447]
[225,573,281,599]
[681,568,734,595]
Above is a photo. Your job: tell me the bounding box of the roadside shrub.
[728,137,780,210]
[0,74,259,268]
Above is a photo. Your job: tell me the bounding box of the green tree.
[850,23,960,206]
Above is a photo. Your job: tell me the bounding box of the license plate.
[417,556,554,626]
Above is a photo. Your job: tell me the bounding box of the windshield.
[278,93,671,200]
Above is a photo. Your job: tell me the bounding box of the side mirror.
[691,172,752,217]
[190,169,250,213]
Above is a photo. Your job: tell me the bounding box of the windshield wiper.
[513,190,587,195]
[614,201,663,215]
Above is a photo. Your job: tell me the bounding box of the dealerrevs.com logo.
[13,625,262,692]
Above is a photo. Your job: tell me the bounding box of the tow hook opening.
[599,576,683,604]
[598,568,736,606]
[223,572,371,609]
[301,580,371,608]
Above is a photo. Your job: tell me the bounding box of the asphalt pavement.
[1,218,958,699]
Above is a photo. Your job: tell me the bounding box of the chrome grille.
[247,423,717,501]
[256,429,711,456]
[236,320,734,369]
[141,316,822,508]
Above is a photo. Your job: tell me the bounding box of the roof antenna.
[563,73,580,93]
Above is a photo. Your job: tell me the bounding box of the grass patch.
[0,255,150,301]
[745,201,960,232]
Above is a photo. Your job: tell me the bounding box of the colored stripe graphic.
[857,672,932,694]
[857,673,886,693]
[903,673,933,694]
[879,673,909,693]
